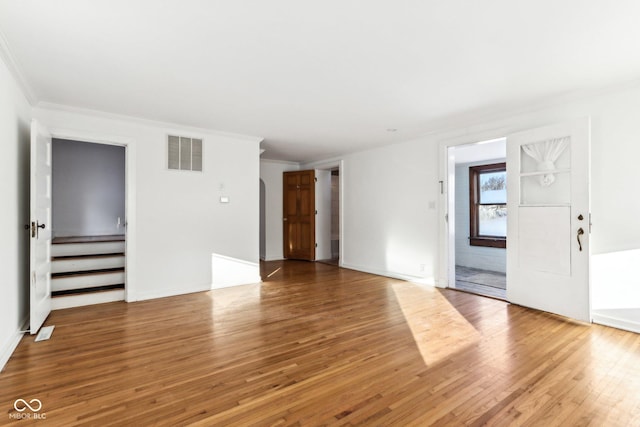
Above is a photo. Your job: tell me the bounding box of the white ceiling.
[1,1,640,162]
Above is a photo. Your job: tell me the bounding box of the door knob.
[577,227,584,252]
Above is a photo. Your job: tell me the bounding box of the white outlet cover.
[220,196,230,203]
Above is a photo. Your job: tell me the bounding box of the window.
[469,162,506,248]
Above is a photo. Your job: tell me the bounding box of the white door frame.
[437,129,509,288]
[302,159,344,267]
[48,128,137,302]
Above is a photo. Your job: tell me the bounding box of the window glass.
[479,171,506,204]
[479,205,507,237]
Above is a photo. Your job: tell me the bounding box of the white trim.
[0,324,26,373]
[592,312,640,334]
[0,28,36,104]
[260,158,300,166]
[132,284,212,302]
[47,128,137,304]
[37,102,263,144]
[340,262,434,286]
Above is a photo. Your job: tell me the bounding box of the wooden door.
[30,120,53,334]
[283,170,315,260]
[506,118,591,322]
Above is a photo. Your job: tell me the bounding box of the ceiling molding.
[36,102,264,144]
[0,28,36,105]
[260,158,300,166]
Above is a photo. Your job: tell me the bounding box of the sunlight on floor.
[392,282,481,366]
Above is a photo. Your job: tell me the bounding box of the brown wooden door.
[283,170,315,260]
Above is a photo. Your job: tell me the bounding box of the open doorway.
[448,138,507,299]
[315,166,341,266]
[50,139,127,309]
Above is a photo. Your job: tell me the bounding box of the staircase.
[51,235,126,310]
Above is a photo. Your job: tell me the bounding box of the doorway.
[50,138,127,309]
[314,166,341,266]
[447,138,507,299]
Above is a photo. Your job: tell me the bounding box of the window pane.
[479,171,506,204]
[479,205,507,237]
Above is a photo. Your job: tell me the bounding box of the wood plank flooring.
[1,260,639,426]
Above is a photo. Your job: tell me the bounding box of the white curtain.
[521,137,569,186]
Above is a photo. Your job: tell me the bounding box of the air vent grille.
[168,135,202,172]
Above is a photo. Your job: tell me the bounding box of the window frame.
[469,162,507,248]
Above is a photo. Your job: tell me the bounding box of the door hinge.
[314,177,317,182]
[315,243,318,248]
[445,213,449,223]
[315,210,318,215]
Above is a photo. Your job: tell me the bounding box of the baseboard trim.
[592,312,640,334]
[340,263,434,286]
[131,285,211,302]
[0,328,25,373]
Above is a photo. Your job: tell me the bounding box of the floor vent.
[35,325,55,342]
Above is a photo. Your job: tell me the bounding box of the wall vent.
[168,135,202,171]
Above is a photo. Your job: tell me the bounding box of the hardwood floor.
[2,260,639,426]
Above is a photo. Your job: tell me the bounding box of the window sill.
[470,237,506,248]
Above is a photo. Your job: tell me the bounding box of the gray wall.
[52,139,125,237]
[455,159,506,273]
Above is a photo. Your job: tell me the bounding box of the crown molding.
[0,28,37,105]
[35,101,264,144]
[259,158,301,166]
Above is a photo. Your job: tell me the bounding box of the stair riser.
[52,271,125,292]
[51,290,125,310]
[52,256,125,274]
[52,242,125,257]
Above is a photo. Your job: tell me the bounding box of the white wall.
[52,139,125,237]
[0,55,31,371]
[454,160,506,273]
[259,159,299,261]
[35,106,262,301]
[341,141,440,283]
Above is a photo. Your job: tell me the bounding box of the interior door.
[283,170,315,261]
[29,120,53,334]
[506,118,590,322]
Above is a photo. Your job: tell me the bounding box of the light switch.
[220,196,230,203]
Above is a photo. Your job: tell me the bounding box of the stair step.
[52,254,125,274]
[52,269,125,292]
[52,235,125,244]
[52,284,124,297]
[52,241,126,257]
[51,289,125,311]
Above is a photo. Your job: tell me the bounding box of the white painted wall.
[52,139,125,237]
[0,55,31,371]
[341,141,440,283]
[454,160,506,273]
[315,169,332,260]
[259,159,300,261]
[34,106,262,301]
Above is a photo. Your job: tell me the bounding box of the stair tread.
[52,268,125,278]
[52,253,125,261]
[52,235,125,244]
[52,285,125,298]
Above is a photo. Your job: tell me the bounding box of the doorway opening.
[447,138,507,299]
[50,138,127,309]
[314,166,340,266]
